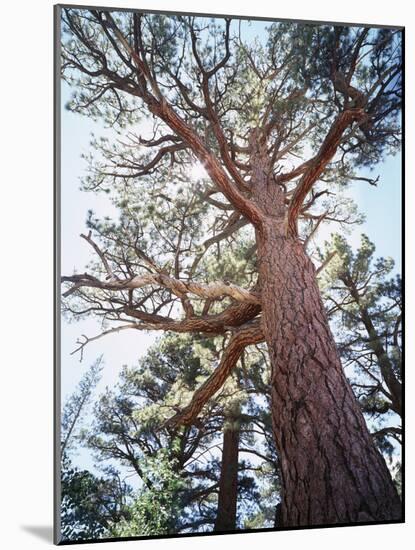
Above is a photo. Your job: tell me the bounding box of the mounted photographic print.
[54,3,404,544]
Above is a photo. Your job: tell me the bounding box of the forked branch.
[98,11,264,228]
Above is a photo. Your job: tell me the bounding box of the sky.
[59,15,402,475]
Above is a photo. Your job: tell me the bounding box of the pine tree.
[319,234,402,448]
[60,357,129,541]
[60,9,402,526]
[85,333,277,533]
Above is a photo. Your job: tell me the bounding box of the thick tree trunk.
[256,221,402,527]
[214,416,240,532]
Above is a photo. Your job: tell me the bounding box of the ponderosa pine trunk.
[247,130,402,526]
[214,416,240,532]
[256,220,402,526]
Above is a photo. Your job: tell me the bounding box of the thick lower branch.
[62,272,260,304]
[68,300,262,358]
[164,320,264,427]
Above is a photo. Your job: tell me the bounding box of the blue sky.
[59,16,402,474]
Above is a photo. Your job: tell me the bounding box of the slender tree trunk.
[214,416,240,532]
[256,220,402,527]
[348,283,402,416]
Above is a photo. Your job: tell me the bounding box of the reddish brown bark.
[286,108,367,237]
[256,220,402,526]
[165,320,263,428]
[214,418,240,532]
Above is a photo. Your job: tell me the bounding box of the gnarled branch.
[99,11,264,228]
[62,271,260,304]
[164,319,264,428]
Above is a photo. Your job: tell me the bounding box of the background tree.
[84,333,279,534]
[60,357,130,541]
[61,356,103,455]
[60,8,402,527]
[61,459,129,541]
[319,234,402,473]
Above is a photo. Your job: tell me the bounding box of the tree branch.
[100,12,264,228]
[62,271,260,304]
[164,320,264,427]
[287,108,367,236]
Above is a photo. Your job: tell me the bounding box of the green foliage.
[78,332,280,533]
[110,451,186,536]
[61,455,129,541]
[59,356,129,541]
[61,356,104,454]
[320,234,401,459]
[83,334,222,532]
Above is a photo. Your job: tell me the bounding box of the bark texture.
[214,417,240,532]
[256,221,402,527]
